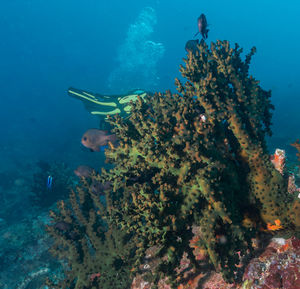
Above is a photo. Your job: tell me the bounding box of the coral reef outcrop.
[103,40,300,284]
[46,178,136,289]
[243,236,300,289]
[47,40,300,288]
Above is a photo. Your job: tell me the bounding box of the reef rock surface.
[131,236,300,289]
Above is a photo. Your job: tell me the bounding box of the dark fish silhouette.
[194,14,209,39]
[74,165,94,178]
[185,39,199,54]
[185,39,206,54]
[54,221,79,240]
[90,180,112,195]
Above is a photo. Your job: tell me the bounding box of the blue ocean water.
[0,0,300,288]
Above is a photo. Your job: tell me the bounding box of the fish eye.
[83,137,87,141]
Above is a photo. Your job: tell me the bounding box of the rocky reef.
[47,40,300,288]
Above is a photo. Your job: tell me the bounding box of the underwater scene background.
[0,0,300,288]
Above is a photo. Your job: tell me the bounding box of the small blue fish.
[100,145,108,152]
[47,175,53,189]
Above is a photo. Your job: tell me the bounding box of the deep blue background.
[0,0,299,170]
